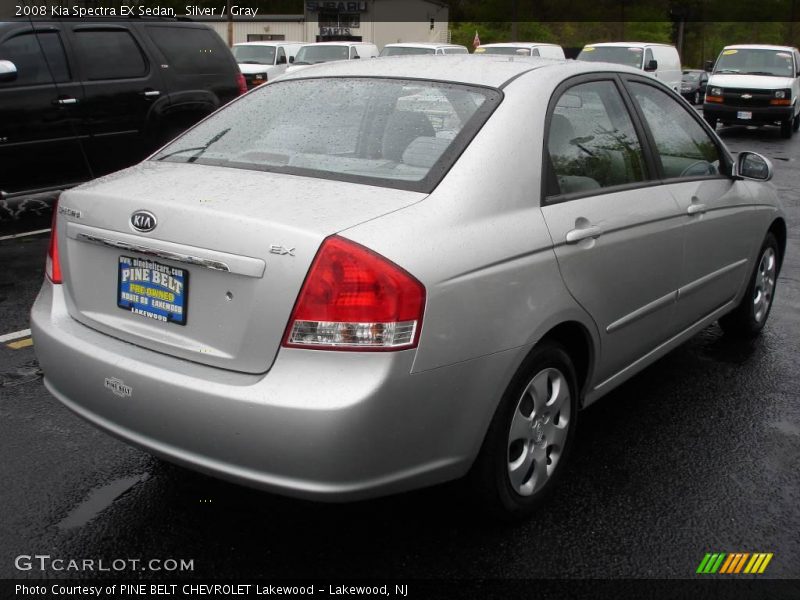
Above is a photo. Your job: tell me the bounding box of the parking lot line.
[0,228,51,242]
[7,338,33,350]
[0,328,31,343]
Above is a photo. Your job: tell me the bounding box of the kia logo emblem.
[131,210,157,232]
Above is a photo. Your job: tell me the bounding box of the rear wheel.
[720,233,779,338]
[469,341,578,520]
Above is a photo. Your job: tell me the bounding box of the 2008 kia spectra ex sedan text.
[32,56,786,519]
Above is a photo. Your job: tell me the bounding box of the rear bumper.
[31,281,516,501]
[703,103,794,124]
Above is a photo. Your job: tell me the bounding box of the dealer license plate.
[737,111,752,120]
[117,256,188,325]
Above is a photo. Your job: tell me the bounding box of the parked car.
[285,42,379,73]
[380,42,468,56]
[577,42,682,91]
[0,20,245,198]
[232,41,304,88]
[703,44,800,138]
[680,68,709,104]
[33,56,786,519]
[475,42,565,59]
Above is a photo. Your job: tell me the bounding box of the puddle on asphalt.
[58,472,150,530]
[0,360,42,387]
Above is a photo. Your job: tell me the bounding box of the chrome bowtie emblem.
[131,210,157,232]
[741,93,752,99]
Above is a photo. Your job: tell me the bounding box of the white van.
[577,42,682,91]
[231,42,304,88]
[380,43,469,56]
[475,43,565,59]
[703,44,800,138]
[286,42,379,73]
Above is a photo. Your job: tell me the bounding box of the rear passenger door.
[624,78,758,330]
[66,24,163,175]
[0,25,90,194]
[540,76,685,387]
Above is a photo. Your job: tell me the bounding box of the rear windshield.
[477,46,532,56]
[233,45,275,65]
[152,78,501,193]
[714,48,795,77]
[578,46,644,69]
[380,46,435,56]
[294,45,349,64]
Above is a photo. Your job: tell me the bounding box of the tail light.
[235,72,247,95]
[46,202,62,284]
[283,236,425,351]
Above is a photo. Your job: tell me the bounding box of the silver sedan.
[32,56,786,519]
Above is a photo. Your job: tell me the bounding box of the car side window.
[546,80,647,197]
[73,30,146,80]
[350,47,359,59]
[531,48,540,57]
[628,82,723,179]
[644,48,653,68]
[0,31,70,86]
[276,47,286,65]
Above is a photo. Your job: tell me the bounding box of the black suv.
[0,20,246,197]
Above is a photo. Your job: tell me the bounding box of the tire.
[793,113,800,132]
[693,91,700,105]
[720,232,780,338]
[780,118,793,139]
[469,341,579,520]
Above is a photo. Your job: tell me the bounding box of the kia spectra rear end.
[30,71,508,500]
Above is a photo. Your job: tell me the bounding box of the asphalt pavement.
[1,120,798,592]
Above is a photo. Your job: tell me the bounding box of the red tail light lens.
[283,236,425,351]
[236,72,247,95]
[46,202,62,284]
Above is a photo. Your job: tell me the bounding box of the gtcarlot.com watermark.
[14,554,194,573]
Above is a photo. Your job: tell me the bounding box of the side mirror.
[0,60,18,83]
[704,60,714,72]
[644,59,658,72]
[734,152,773,181]
[277,55,286,65]
[289,56,295,64]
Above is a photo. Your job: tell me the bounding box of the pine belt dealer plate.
[117,256,189,325]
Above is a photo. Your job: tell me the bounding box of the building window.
[318,11,360,28]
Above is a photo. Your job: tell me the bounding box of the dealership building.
[202,0,451,49]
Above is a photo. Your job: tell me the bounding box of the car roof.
[585,42,674,48]
[302,41,376,47]
[278,54,641,88]
[723,44,797,51]
[384,43,466,49]
[479,42,560,48]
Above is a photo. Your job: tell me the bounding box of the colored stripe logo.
[696,552,773,574]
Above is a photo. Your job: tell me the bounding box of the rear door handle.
[687,200,707,215]
[141,89,161,98]
[565,225,602,244]
[54,97,78,106]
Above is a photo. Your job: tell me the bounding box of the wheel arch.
[768,217,787,271]
[537,320,595,407]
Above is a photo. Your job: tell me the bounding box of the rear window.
[232,45,275,65]
[147,26,231,74]
[152,77,501,193]
[294,45,349,64]
[380,46,435,57]
[578,46,644,69]
[73,29,146,80]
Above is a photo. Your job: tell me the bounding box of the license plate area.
[737,111,752,120]
[117,256,188,325]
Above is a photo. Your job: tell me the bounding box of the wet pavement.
[1,122,798,586]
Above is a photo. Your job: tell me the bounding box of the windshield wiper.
[239,60,266,65]
[156,128,231,163]
[742,71,779,76]
[293,61,310,65]
[715,69,740,74]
